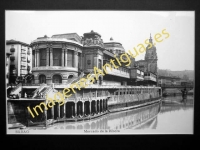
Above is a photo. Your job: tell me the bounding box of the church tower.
[144,34,158,74]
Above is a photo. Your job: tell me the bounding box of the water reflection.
[19,95,192,134]
[132,95,194,131]
[161,95,194,113]
[45,102,161,130]
[153,95,193,133]
[34,95,193,132]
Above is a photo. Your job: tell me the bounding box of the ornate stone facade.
[30,31,157,85]
[82,30,104,48]
[30,31,106,84]
[31,35,82,84]
[136,34,158,74]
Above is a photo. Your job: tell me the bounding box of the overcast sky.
[6,11,194,71]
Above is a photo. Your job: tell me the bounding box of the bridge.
[158,75,181,80]
[159,84,193,98]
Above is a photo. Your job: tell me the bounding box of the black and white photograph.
[5,11,194,134]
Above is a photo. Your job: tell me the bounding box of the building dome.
[104,37,125,55]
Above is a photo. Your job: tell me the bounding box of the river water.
[25,95,194,134]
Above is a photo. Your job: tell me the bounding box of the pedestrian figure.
[181,88,187,100]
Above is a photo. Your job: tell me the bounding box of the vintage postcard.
[6,11,194,134]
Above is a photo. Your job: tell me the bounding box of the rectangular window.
[21,53,26,58]
[21,49,26,54]
[21,57,26,62]
[21,65,26,69]
[32,51,35,67]
[40,49,46,66]
[67,50,74,67]
[53,48,61,66]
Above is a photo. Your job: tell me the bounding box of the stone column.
[63,102,66,118]
[44,101,47,127]
[89,101,91,115]
[34,50,37,67]
[62,48,65,67]
[65,49,67,67]
[74,102,77,117]
[46,47,49,66]
[106,99,108,110]
[50,47,53,66]
[74,50,78,68]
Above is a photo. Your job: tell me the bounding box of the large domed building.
[104,37,125,56]
[7,30,160,127]
[30,33,83,84]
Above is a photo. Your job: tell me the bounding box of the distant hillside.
[158,69,194,80]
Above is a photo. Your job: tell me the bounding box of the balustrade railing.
[22,83,41,86]
[160,84,193,87]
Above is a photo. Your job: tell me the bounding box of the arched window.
[52,74,62,83]
[39,75,46,83]
[68,75,74,79]
[99,76,102,85]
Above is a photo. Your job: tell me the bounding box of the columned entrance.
[77,101,83,117]
[91,100,96,115]
[100,100,103,113]
[84,101,90,116]
[97,100,100,114]
[66,102,75,118]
